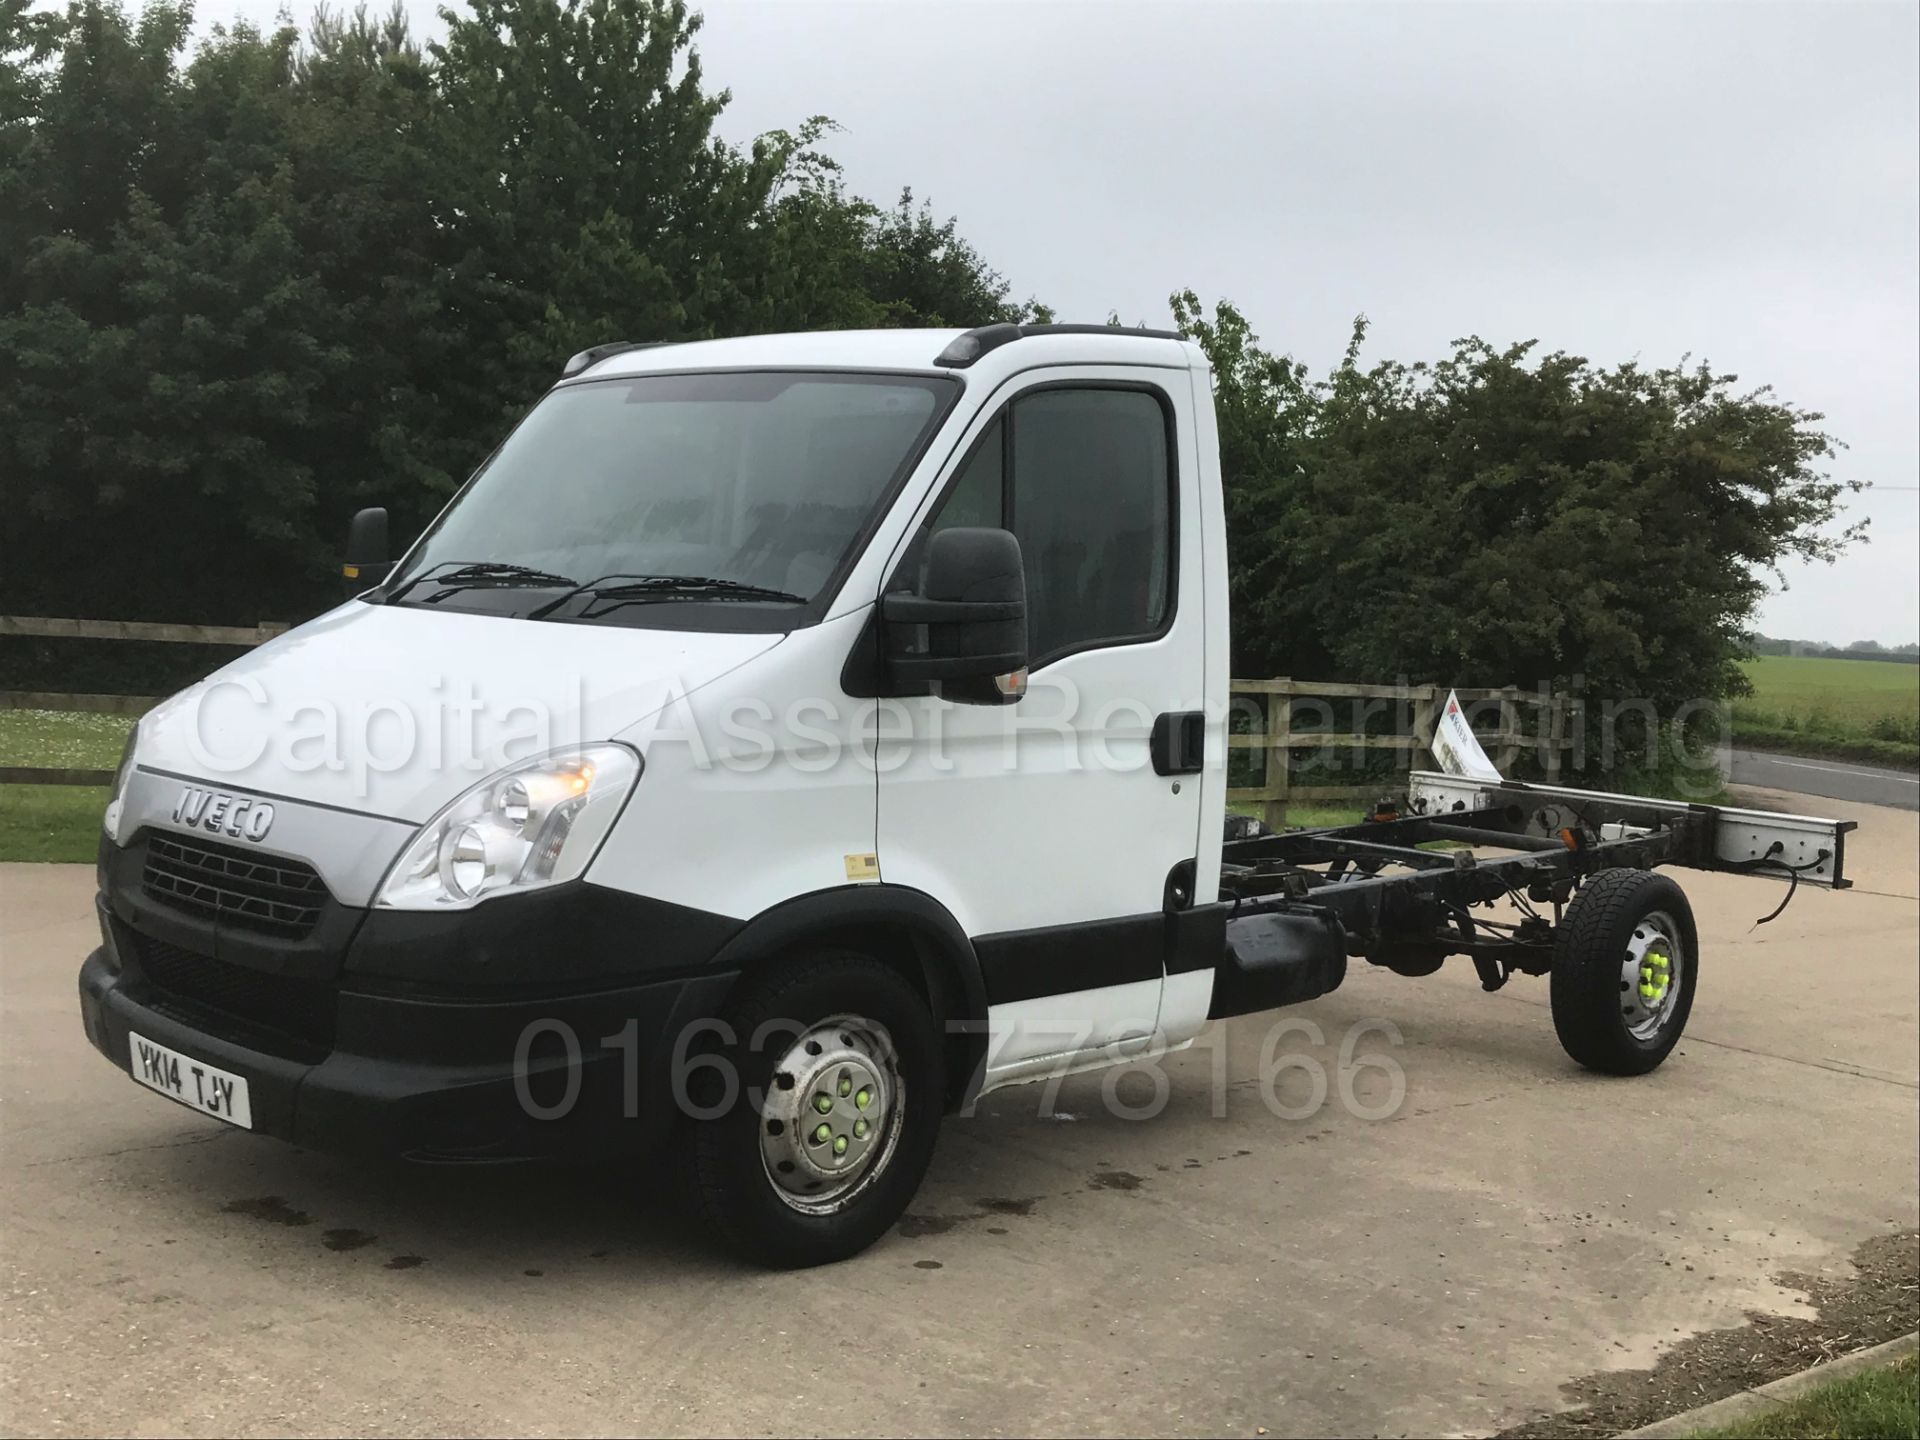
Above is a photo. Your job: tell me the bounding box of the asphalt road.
[1727,747,1920,810]
[2,789,1916,1437]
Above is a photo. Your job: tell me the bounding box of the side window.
[921,390,1173,665]
[1010,390,1170,661]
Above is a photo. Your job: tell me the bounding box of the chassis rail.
[1214,770,1855,1000]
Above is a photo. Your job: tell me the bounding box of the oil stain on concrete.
[222,1196,312,1226]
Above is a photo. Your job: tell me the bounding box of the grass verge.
[1499,1230,1917,1439]
[1692,1348,1918,1438]
[0,711,123,859]
[1733,726,1919,772]
[0,785,106,863]
[1227,801,1365,830]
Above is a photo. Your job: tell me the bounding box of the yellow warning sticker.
[844,852,880,882]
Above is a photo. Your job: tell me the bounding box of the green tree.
[0,3,449,623]
[0,0,1037,637]
[0,0,192,284]
[0,0,68,294]
[1168,290,1321,675]
[425,0,761,417]
[858,188,1046,328]
[1173,291,1859,712]
[278,5,448,541]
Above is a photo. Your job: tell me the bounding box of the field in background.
[1734,656,1920,769]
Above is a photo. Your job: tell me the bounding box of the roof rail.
[933,322,1185,369]
[560,340,675,379]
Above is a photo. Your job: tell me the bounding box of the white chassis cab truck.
[79,325,1856,1266]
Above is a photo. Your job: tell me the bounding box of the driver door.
[873,369,1208,1085]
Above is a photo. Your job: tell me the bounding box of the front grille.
[129,933,335,1052]
[142,834,328,937]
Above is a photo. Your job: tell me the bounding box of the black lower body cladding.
[343,882,744,989]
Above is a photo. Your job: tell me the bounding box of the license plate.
[127,1031,253,1129]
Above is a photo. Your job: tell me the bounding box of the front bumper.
[84,822,747,1162]
[79,921,734,1164]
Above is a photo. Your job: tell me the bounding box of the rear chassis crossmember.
[1207,771,1855,1013]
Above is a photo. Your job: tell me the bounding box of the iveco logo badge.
[173,786,276,842]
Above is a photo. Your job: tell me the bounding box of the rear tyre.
[686,952,943,1268]
[1550,868,1697,1076]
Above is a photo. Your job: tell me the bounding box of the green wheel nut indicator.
[832,1135,848,1156]
[813,1092,833,1114]
[855,1087,872,1110]
[813,1123,830,1144]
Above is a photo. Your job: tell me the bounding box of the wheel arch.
[709,885,988,1112]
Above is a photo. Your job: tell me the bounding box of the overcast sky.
[210,0,1920,644]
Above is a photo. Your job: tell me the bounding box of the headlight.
[102,726,139,845]
[373,744,641,910]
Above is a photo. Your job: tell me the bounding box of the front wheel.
[1550,868,1698,1075]
[686,953,943,1268]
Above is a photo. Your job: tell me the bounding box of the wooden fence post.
[1264,683,1294,831]
[1493,684,1520,774]
[1410,686,1440,771]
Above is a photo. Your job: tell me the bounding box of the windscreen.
[385,371,955,625]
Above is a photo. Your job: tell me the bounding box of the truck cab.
[81,325,1235,1265]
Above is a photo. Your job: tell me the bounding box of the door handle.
[1150,711,1205,776]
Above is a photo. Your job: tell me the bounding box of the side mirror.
[344,507,391,593]
[882,527,1028,705]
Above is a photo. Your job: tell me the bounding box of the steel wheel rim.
[758,1014,905,1215]
[1621,909,1685,1041]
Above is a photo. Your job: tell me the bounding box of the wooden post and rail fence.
[1,617,1576,814]
[0,615,288,785]
[1227,677,1573,829]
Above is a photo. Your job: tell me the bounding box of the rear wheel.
[686,952,942,1268]
[1550,868,1697,1075]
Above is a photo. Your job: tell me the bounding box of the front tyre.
[1550,868,1698,1076]
[687,953,943,1268]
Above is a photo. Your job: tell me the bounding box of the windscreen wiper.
[529,573,807,620]
[385,562,578,605]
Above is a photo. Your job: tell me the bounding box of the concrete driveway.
[2,789,1915,1438]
